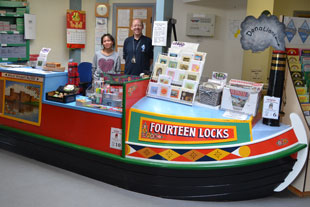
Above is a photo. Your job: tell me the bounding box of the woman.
[92,33,121,81]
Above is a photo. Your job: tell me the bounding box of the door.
[113,4,154,73]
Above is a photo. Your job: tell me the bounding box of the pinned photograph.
[148,82,159,96]
[170,86,181,99]
[190,60,203,73]
[158,74,172,85]
[180,90,195,103]
[186,71,199,81]
[179,61,190,71]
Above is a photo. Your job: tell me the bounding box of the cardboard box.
[220,79,263,116]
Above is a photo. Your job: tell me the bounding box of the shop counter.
[0,66,149,155]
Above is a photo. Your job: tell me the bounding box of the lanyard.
[132,38,141,58]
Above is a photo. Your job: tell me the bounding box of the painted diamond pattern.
[207,149,230,160]
[182,150,205,161]
[137,148,157,158]
[286,19,296,42]
[159,149,180,161]
[298,20,310,43]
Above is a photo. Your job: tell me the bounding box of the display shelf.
[1,43,26,46]
[0,1,29,63]
[0,57,28,61]
[0,13,24,17]
[0,1,28,7]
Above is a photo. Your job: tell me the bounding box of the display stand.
[281,15,310,196]
[147,41,206,105]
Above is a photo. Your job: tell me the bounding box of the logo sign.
[139,118,237,144]
[240,14,286,52]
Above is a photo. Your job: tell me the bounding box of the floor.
[0,148,309,207]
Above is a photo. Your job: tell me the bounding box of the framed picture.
[183,79,198,91]
[159,85,170,97]
[193,52,207,61]
[178,61,190,71]
[190,60,203,73]
[2,79,42,126]
[170,86,181,99]
[157,54,169,65]
[148,82,160,96]
[158,74,172,85]
[186,71,199,81]
[153,63,167,78]
[180,89,195,103]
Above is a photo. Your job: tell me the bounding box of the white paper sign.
[24,13,36,39]
[117,28,129,46]
[95,17,108,52]
[152,21,168,46]
[110,127,122,150]
[262,96,280,119]
[117,9,130,27]
[133,9,147,19]
[117,47,125,64]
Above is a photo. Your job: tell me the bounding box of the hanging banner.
[66,10,86,48]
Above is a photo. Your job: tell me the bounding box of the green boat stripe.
[0,125,307,170]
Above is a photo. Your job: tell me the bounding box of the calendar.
[66,10,86,48]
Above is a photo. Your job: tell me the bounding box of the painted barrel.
[263,50,286,126]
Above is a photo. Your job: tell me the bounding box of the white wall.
[173,0,247,81]
[27,0,246,79]
[28,0,69,67]
[81,0,96,64]
[81,0,156,63]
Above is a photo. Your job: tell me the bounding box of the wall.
[241,0,274,83]
[274,0,310,17]
[173,0,247,81]
[81,0,96,63]
[28,0,69,67]
[27,0,246,79]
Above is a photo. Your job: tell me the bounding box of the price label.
[110,127,122,150]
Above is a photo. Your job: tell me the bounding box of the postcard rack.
[147,42,207,105]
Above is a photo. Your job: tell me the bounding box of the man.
[123,18,153,76]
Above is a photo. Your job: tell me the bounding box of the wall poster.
[0,76,43,126]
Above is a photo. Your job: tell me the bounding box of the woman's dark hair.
[101,33,115,48]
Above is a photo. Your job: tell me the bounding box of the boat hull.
[0,127,298,201]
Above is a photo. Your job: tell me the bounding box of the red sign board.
[66,10,86,48]
[139,118,237,144]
